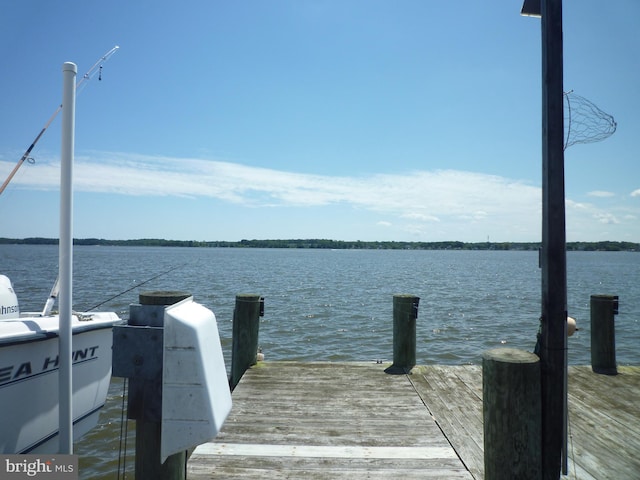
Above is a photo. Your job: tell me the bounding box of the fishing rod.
[0,45,120,196]
[83,264,185,312]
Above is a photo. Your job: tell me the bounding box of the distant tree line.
[0,237,638,252]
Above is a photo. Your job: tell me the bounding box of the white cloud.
[594,212,620,225]
[401,212,440,222]
[631,189,640,197]
[5,150,639,241]
[564,198,640,241]
[566,200,588,210]
[2,151,545,239]
[3,151,540,212]
[588,190,615,198]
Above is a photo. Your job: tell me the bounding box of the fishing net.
[564,91,617,150]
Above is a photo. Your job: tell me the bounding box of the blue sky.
[0,1,638,242]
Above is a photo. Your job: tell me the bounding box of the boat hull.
[0,312,120,453]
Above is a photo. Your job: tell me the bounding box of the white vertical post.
[59,61,77,454]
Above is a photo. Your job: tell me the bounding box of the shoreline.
[1,238,638,252]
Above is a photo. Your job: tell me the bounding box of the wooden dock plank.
[188,362,474,479]
[188,362,640,480]
[564,366,640,479]
[410,365,485,480]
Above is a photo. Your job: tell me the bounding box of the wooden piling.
[133,291,191,480]
[483,348,541,480]
[590,294,618,375]
[385,294,419,375]
[230,294,263,390]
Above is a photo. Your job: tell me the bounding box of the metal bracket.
[112,324,163,380]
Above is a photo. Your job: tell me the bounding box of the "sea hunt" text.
[0,346,100,386]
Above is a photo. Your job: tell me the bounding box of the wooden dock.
[187,362,640,479]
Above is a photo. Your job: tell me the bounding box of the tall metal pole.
[539,1,567,478]
[59,61,77,454]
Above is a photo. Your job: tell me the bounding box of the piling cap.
[139,291,191,306]
[483,348,539,364]
[591,294,619,301]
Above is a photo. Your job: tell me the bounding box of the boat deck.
[188,362,640,479]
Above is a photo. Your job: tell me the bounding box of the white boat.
[0,275,122,453]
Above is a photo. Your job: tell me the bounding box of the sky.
[0,1,638,243]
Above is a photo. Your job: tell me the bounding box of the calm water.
[2,245,639,478]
